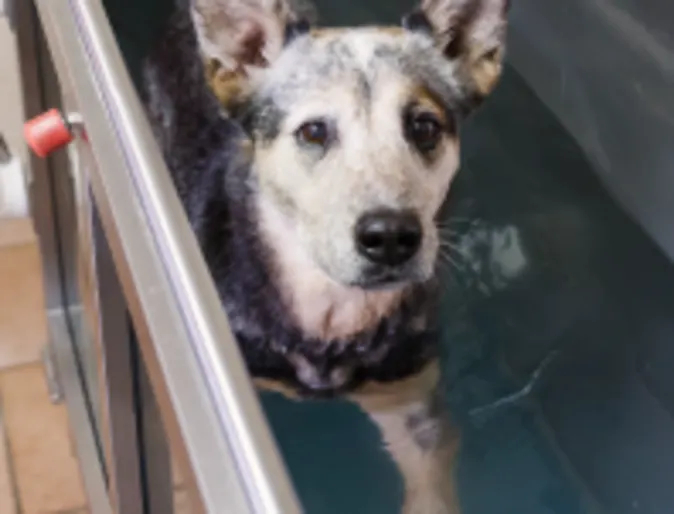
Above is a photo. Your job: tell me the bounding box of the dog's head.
[192,0,508,292]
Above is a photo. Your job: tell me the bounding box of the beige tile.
[0,410,17,514]
[174,487,197,514]
[171,443,186,487]
[1,365,87,513]
[0,244,47,370]
[0,219,36,248]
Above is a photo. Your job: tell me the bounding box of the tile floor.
[0,230,91,514]
[0,222,195,513]
[1,10,96,507]
[1,18,95,503]
[0,17,191,512]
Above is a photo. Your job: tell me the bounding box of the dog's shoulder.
[142,8,206,142]
[142,8,246,228]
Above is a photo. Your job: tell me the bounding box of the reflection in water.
[454,222,528,294]
[468,348,560,419]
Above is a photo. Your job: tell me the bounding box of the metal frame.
[49,308,115,514]
[14,3,113,513]
[82,183,147,514]
[24,0,302,513]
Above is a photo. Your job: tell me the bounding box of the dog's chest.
[286,277,404,342]
[245,323,438,398]
[235,290,438,398]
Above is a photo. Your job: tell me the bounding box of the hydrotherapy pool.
[103,0,674,511]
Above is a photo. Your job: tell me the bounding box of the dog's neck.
[257,198,405,342]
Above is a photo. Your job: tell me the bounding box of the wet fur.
[143,2,507,512]
[144,10,443,398]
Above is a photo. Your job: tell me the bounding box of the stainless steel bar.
[33,1,302,513]
[134,333,176,514]
[85,195,146,514]
[77,139,175,514]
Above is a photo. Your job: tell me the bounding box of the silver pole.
[33,1,302,512]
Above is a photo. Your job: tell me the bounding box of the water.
[261,68,674,513]
[257,69,592,514]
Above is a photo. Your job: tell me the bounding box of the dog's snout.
[355,209,422,266]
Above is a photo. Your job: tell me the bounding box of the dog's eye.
[296,120,329,147]
[406,113,443,154]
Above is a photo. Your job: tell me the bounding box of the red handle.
[24,109,75,158]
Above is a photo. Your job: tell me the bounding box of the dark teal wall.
[508,0,674,262]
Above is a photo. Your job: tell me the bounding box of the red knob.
[24,109,75,158]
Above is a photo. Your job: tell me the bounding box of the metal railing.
[19,1,302,512]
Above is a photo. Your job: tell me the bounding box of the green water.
[261,66,674,513]
[258,68,600,514]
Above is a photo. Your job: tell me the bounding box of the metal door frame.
[15,1,302,513]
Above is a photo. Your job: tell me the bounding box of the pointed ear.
[406,0,510,99]
[191,0,316,108]
[191,0,316,71]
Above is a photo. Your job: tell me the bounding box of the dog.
[143,0,509,511]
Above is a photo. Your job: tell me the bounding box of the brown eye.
[296,120,330,147]
[406,113,443,154]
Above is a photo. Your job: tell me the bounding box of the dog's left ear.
[403,0,510,100]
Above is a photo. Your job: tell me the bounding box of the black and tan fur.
[143,1,508,512]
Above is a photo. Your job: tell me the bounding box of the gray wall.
[508,0,674,262]
[0,11,36,246]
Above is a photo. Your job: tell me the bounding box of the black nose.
[355,209,423,266]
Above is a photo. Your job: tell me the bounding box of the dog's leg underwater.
[352,362,461,514]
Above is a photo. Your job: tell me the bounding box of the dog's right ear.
[191,0,315,106]
[191,0,315,70]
